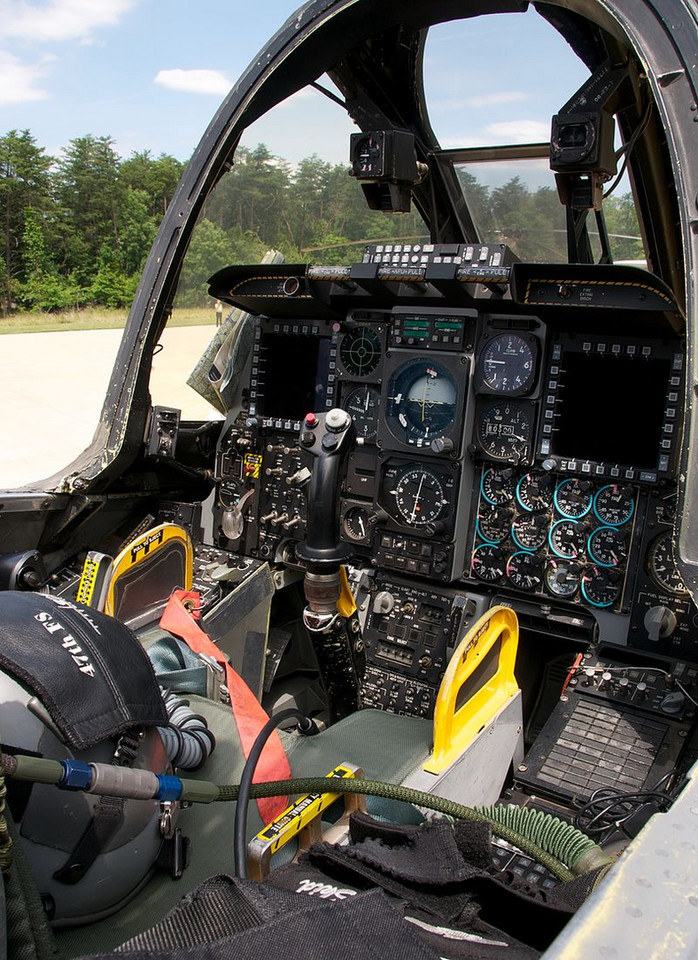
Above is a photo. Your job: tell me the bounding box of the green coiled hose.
[474,803,609,876]
[212,775,613,882]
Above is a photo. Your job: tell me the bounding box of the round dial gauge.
[471,544,506,582]
[481,467,515,505]
[588,526,627,567]
[340,326,382,377]
[342,505,374,543]
[477,504,511,543]
[218,480,242,509]
[593,485,635,526]
[391,464,449,528]
[507,551,544,591]
[352,134,383,177]
[386,359,458,447]
[343,384,380,442]
[516,472,554,512]
[647,532,688,596]
[545,559,581,598]
[478,401,534,462]
[549,519,587,560]
[479,333,536,395]
[511,512,548,551]
[554,478,593,519]
[581,566,621,608]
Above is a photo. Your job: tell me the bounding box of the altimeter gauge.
[477,400,534,462]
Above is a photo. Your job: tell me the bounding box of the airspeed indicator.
[478,333,537,396]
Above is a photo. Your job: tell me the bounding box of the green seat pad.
[54,702,431,956]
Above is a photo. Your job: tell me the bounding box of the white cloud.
[0,50,48,103]
[0,0,136,43]
[154,69,231,96]
[485,120,550,143]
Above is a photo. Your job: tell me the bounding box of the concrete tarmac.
[0,325,222,488]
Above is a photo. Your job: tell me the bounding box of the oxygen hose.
[0,753,613,884]
[215,776,611,882]
[226,701,610,882]
[158,687,216,771]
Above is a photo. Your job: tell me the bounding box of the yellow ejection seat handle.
[424,605,520,774]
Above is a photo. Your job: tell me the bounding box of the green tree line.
[1,130,644,315]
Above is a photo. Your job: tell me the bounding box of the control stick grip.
[296,409,355,565]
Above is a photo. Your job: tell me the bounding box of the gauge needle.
[411,472,426,523]
[359,516,366,537]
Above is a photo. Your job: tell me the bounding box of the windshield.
[423,12,645,263]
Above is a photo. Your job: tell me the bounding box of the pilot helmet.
[0,591,172,927]
[1,668,170,926]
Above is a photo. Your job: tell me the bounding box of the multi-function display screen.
[257,331,332,421]
[552,352,671,468]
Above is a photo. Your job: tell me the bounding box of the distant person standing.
[215,299,223,327]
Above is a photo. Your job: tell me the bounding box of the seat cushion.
[55,703,431,956]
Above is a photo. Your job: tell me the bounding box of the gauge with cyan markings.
[581,565,621,608]
[477,504,512,543]
[549,518,588,560]
[593,484,635,526]
[588,526,627,567]
[471,544,506,582]
[511,512,548,551]
[507,551,544,591]
[516,471,554,512]
[554,478,593,519]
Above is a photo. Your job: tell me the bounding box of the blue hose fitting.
[156,774,183,801]
[59,759,93,791]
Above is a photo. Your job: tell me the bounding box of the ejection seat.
[54,605,522,957]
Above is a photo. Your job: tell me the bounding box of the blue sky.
[0,1,589,168]
[0,0,303,160]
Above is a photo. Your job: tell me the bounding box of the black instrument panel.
[213,262,692,663]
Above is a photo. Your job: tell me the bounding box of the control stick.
[296,409,364,721]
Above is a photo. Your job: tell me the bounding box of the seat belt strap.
[160,589,290,823]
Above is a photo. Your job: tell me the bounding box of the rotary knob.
[644,605,678,641]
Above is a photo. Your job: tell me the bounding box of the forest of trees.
[0,129,644,315]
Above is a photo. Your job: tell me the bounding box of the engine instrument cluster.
[469,467,639,610]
